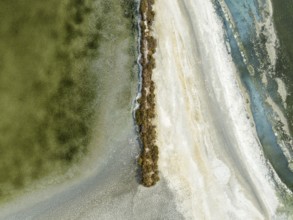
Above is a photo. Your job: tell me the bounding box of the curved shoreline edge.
[151,0,282,218]
[135,0,159,187]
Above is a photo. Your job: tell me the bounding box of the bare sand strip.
[153,0,280,219]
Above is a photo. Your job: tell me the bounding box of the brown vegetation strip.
[136,0,159,187]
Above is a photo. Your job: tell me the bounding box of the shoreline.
[152,0,280,218]
[135,0,159,187]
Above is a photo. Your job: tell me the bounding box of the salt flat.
[153,0,280,219]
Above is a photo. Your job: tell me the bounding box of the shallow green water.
[0,0,98,199]
[0,0,137,201]
[271,0,293,133]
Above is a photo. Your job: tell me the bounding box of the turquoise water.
[214,0,293,214]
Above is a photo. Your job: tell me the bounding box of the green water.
[270,0,293,216]
[0,0,137,201]
[271,0,293,133]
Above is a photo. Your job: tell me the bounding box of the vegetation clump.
[135,0,159,187]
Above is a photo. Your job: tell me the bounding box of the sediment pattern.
[136,0,159,187]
